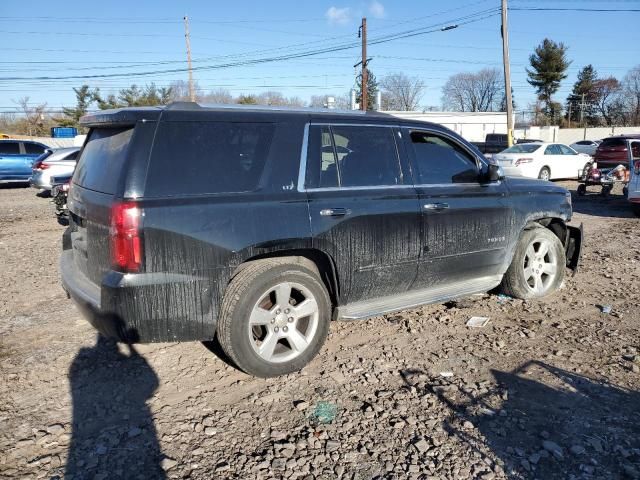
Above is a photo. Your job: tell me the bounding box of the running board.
[336,275,503,321]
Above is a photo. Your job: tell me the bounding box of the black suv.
[61,103,582,377]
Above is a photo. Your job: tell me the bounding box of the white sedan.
[494,143,592,181]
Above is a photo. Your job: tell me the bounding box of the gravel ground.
[0,182,639,480]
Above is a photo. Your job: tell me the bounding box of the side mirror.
[487,163,504,182]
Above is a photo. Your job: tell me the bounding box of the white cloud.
[369,0,385,18]
[325,6,351,25]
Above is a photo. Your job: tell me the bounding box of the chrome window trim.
[297,123,310,192]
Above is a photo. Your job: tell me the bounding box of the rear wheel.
[538,167,551,181]
[217,259,331,377]
[501,227,565,299]
[577,184,586,196]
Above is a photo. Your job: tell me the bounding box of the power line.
[0,9,499,82]
[509,7,640,12]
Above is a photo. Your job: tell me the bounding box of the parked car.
[60,103,582,377]
[494,142,592,180]
[593,135,640,168]
[0,139,48,184]
[570,139,601,156]
[30,147,80,193]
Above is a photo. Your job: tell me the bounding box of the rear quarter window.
[73,127,134,194]
[145,121,275,197]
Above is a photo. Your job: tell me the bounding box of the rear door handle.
[423,203,449,211]
[320,207,350,217]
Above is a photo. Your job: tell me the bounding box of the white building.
[384,111,508,143]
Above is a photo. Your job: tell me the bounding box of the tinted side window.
[147,122,275,196]
[305,126,338,189]
[73,128,134,194]
[0,142,20,155]
[305,125,401,188]
[24,143,45,154]
[331,126,401,187]
[410,131,478,184]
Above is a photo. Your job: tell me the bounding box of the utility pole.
[579,92,586,126]
[360,17,368,111]
[568,101,572,128]
[184,15,195,102]
[500,0,514,146]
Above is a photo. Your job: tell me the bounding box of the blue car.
[0,139,49,184]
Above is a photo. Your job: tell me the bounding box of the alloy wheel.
[248,281,319,363]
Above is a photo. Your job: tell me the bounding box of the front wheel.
[217,259,331,378]
[538,167,551,181]
[500,227,566,299]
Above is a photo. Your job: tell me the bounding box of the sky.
[1,0,639,115]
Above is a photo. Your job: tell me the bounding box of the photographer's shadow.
[65,334,165,479]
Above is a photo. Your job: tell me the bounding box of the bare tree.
[168,80,203,101]
[379,73,425,111]
[621,65,640,125]
[255,91,304,107]
[441,68,503,112]
[201,88,234,104]
[593,77,622,126]
[13,97,50,136]
[309,93,351,109]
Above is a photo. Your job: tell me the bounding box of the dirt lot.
[0,183,639,480]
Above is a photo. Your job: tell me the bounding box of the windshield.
[502,144,541,154]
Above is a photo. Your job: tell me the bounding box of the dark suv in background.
[61,103,582,377]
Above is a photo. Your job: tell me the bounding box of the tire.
[601,185,612,197]
[623,186,628,197]
[577,184,586,196]
[217,259,331,378]
[632,205,640,218]
[581,162,592,180]
[500,227,566,300]
[538,167,551,181]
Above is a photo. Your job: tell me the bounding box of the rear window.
[503,144,541,154]
[601,138,625,148]
[73,127,134,194]
[146,121,275,197]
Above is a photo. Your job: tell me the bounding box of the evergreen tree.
[58,85,97,129]
[95,84,173,110]
[526,38,571,124]
[565,65,598,126]
[355,69,378,110]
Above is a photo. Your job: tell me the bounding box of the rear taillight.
[61,183,70,192]
[515,157,533,166]
[635,160,640,175]
[33,161,50,170]
[110,201,143,272]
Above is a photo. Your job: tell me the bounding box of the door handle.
[320,208,350,217]
[423,203,449,211]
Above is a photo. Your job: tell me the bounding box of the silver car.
[30,147,80,192]
[570,140,601,156]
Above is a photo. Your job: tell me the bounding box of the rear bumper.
[60,249,218,343]
[30,171,51,190]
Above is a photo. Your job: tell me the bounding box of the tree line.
[2,37,639,136]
